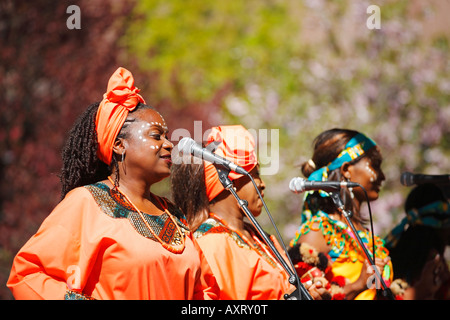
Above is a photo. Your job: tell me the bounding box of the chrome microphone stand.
[329,192,395,300]
[215,165,312,300]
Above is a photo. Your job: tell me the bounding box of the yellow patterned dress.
[290,211,393,300]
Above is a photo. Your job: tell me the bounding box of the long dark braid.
[59,102,110,199]
[59,102,155,199]
[170,159,210,231]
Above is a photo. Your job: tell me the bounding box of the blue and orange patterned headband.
[298,133,377,225]
[308,133,377,182]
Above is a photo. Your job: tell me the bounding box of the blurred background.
[0,0,448,299]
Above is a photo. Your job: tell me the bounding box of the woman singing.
[171,125,330,300]
[7,67,219,300]
[289,128,393,300]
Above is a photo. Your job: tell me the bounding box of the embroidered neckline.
[295,210,389,263]
[85,182,189,247]
[194,214,281,269]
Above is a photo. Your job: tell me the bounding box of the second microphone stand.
[215,165,312,300]
[329,192,395,300]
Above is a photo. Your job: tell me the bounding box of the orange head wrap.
[204,125,258,202]
[95,67,146,165]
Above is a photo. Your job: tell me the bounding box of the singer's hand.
[344,257,390,299]
[362,257,389,286]
[304,277,332,300]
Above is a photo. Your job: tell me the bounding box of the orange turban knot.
[96,67,146,165]
[204,125,258,202]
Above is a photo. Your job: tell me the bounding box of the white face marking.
[365,162,377,182]
[137,130,147,142]
[137,129,147,142]
[154,111,168,130]
[137,115,169,151]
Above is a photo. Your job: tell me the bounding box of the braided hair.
[170,158,210,231]
[59,102,110,199]
[59,102,155,199]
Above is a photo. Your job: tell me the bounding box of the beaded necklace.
[107,176,185,254]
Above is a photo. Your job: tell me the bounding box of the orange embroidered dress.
[7,183,219,300]
[194,214,293,300]
[290,211,393,300]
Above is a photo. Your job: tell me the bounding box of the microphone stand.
[329,192,395,300]
[215,165,312,300]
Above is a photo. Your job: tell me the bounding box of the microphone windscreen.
[289,177,304,193]
[177,137,195,154]
[400,172,414,186]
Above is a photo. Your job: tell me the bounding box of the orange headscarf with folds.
[95,67,146,165]
[204,125,258,202]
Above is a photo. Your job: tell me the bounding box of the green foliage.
[125,0,302,101]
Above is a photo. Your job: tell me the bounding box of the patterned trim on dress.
[194,217,279,269]
[85,182,189,246]
[291,211,390,263]
[64,289,95,300]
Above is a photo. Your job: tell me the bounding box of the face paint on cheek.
[138,123,150,142]
[154,111,169,131]
[150,145,159,150]
[138,133,147,142]
[365,162,377,182]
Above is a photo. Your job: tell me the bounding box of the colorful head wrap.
[96,67,146,165]
[384,200,450,249]
[308,133,377,182]
[204,125,258,202]
[301,133,377,224]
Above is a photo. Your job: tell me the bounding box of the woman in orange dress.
[171,125,330,300]
[7,67,219,300]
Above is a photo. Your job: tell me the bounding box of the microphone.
[289,177,360,193]
[177,137,249,175]
[400,172,450,186]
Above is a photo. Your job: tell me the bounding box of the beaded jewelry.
[307,159,316,169]
[107,176,186,254]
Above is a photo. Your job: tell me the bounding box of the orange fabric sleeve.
[7,188,98,299]
[190,236,221,300]
[196,233,293,300]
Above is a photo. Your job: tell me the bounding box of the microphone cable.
[338,183,377,275]
[358,185,394,299]
[248,174,308,300]
[357,185,376,269]
[344,183,394,298]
